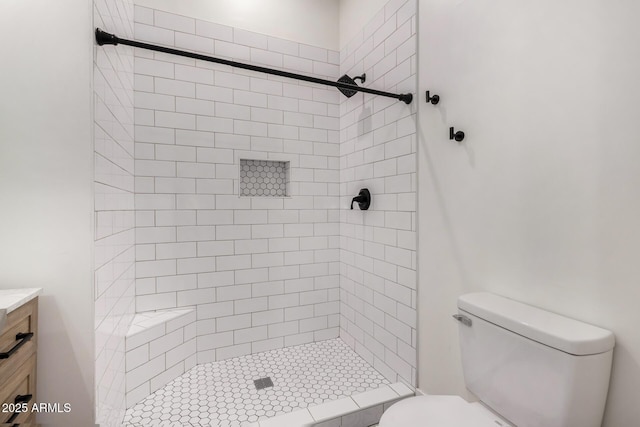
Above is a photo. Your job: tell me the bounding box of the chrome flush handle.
[452,314,472,327]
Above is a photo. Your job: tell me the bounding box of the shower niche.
[239,159,290,197]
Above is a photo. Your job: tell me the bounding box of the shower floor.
[123,338,389,426]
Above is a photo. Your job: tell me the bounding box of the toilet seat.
[378,395,513,427]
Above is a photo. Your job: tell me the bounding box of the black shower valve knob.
[350,188,371,210]
[449,127,465,142]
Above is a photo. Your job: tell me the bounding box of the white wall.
[134,0,339,50]
[417,0,640,425]
[0,0,95,425]
[339,0,388,49]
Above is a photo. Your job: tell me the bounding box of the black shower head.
[337,73,366,98]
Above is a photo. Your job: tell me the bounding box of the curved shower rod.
[95,28,413,104]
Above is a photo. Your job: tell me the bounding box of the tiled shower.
[94,0,417,425]
[131,5,343,357]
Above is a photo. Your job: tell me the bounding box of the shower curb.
[251,382,414,427]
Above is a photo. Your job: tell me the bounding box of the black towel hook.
[426,91,440,105]
[450,127,465,142]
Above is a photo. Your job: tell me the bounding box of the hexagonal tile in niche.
[240,159,289,197]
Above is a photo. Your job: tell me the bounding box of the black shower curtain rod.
[95,28,413,104]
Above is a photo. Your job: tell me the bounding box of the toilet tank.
[456,292,615,427]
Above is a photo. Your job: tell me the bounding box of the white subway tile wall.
[339,0,417,386]
[132,6,341,367]
[94,0,135,425]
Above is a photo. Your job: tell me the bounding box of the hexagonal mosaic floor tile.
[123,338,388,426]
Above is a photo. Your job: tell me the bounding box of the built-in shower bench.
[124,308,197,407]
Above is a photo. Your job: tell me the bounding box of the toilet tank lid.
[458,293,615,355]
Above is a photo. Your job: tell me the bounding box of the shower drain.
[253,376,274,390]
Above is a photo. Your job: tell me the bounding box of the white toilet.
[379,292,615,427]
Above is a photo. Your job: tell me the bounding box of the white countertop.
[0,288,42,314]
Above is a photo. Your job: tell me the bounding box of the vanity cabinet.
[0,297,38,425]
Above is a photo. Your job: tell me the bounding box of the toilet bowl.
[379,395,512,426]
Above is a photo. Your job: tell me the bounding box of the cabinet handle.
[5,394,33,424]
[0,332,34,360]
